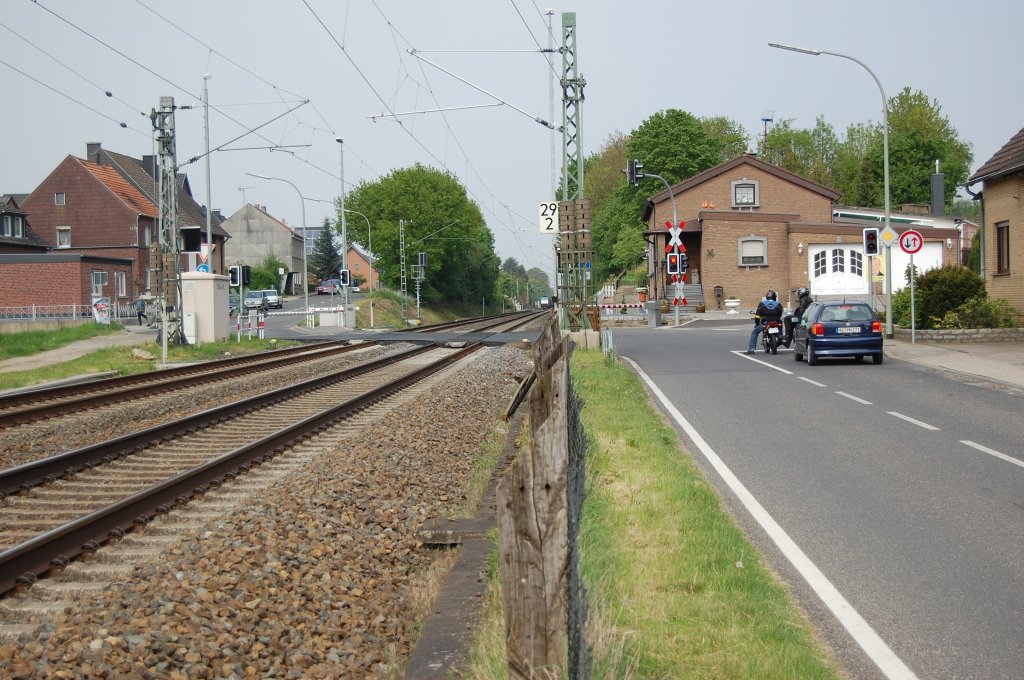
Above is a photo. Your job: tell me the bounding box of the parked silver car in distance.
[261,289,283,308]
[243,290,269,312]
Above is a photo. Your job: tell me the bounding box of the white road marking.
[799,377,827,387]
[887,411,939,431]
[731,350,794,375]
[622,356,918,680]
[961,440,1024,469]
[711,327,744,331]
[837,391,873,405]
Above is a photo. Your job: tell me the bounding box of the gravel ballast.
[0,345,532,678]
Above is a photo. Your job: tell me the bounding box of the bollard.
[645,301,662,327]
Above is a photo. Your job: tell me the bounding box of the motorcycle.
[760,318,783,355]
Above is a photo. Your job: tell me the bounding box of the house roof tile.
[82,160,158,216]
[969,126,1024,183]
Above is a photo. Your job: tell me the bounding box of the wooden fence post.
[496,322,571,678]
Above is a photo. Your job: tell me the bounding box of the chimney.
[142,155,158,179]
[86,142,102,164]
[930,159,945,216]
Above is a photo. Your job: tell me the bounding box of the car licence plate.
[836,327,861,334]
[767,326,779,334]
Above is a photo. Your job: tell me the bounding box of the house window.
[831,248,845,273]
[142,224,151,247]
[116,272,126,297]
[996,221,1010,274]
[55,192,66,206]
[814,251,828,277]
[91,271,108,296]
[738,236,767,266]
[850,250,864,277]
[57,226,71,248]
[1,215,9,237]
[731,179,760,208]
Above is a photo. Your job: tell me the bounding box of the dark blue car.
[792,301,884,366]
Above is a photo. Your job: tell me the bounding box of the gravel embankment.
[0,345,531,678]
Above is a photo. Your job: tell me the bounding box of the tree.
[759,116,839,187]
[250,254,287,292]
[309,217,341,282]
[343,164,498,306]
[701,115,750,162]
[589,109,727,284]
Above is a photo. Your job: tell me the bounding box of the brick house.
[966,125,1024,316]
[0,195,48,254]
[642,154,957,311]
[0,253,134,311]
[17,156,158,308]
[347,243,378,289]
[84,143,231,276]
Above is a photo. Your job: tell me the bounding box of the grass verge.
[465,349,842,679]
[0,334,297,392]
[0,322,123,361]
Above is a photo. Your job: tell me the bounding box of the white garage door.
[809,245,868,296]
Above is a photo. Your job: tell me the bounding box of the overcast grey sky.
[3,0,1021,283]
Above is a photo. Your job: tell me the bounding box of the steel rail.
[0,341,370,429]
[0,343,482,596]
[0,344,434,498]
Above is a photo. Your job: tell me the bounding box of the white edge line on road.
[836,391,873,405]
[799,376,827,387]
[730,350,794,375]
[887,411,940,431]
[961,440,1024,469]
[622,356,918,680]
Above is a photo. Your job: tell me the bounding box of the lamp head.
[768,42,822,55]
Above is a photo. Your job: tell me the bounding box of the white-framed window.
[57,226,71,248]
[738,236,767,266]
[814,250,828,277]
[54,192,66,206]
[1,215,9,237]
[850,250,864,277]
[115,272,126,297]
[142,224,151,247]
[13,215,23,238]
[91,271,108,296]
[731,179,760,208]
[831,248,845,273]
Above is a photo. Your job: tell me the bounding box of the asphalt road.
[613,319,1024,680]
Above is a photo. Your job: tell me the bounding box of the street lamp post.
[336,138,349,311]
[343,209,372,289]
[768,42,893,338]
[245,173,308,312]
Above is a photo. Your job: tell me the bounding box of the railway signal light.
[228,265,240,287]
[863,227,880,256]
[667,251,680,274]
[339,269,350,287]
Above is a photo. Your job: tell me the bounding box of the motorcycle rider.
[782,286,813,348]
[747,290,784,354]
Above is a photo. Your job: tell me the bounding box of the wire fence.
[0,303,135,321]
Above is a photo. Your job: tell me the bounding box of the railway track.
[0,310,543,432]
[0,342,484,601]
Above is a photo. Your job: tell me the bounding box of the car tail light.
[871,320,882,333]
[811,323,824,336]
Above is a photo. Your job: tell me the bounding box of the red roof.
[81,160,158,216]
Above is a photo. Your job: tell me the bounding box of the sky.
[3,0,1022,285]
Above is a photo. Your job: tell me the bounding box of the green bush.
[934,296,1020,329]
[889,288,912,327]
[912,265,986,329]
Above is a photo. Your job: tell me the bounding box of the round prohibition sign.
[899,229,924,255]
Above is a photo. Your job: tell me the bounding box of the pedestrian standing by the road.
[135,294,148,326]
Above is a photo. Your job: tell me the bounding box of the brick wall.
[0,257,134,307]
[982,176,1024,314]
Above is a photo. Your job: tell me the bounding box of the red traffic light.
[667,252,680,274]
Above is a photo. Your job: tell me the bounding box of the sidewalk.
[883,338,1024,390]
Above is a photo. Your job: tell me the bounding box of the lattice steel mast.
[557,12,591,331]
[150,96,183,353]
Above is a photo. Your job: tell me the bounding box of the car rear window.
[821,305,874,322]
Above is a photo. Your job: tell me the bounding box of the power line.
[0,57,149,137]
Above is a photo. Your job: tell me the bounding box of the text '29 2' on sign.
[538,201,558,234]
